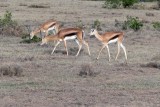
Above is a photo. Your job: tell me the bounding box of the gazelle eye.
[91,29,94,32]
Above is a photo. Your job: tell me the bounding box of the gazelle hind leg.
[106,45,111,61]
[120,43,127,60]
[51,41,60,55]
[83,40,91,56]
[115,43,120,61]
[75,39,80,56]
[97,45,105,60]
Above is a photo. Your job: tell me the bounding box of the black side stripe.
[49,23,56,28]
[64,33,77,37]
[109,35,119,41]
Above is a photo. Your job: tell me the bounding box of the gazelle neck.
[33,28,41,35]
[94,31,103,41]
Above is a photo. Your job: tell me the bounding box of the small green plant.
[152,22,160,30]
[93,19,101,30]
[122,16,143,31]
[103,0,122,8]
[20,34,42,43]
[0,11,24,36]
[0,11,17,27]
[76,20,84,29]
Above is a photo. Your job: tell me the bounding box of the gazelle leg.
[106,45,111,61]
[64,40,68,56]
[115,43,120,61]
[120,43,127,61]
[76,43,82,57]
[83,40,91,56]
[51,41,60,55]
[97,45,105,60]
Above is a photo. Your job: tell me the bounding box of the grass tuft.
[0,64,23,77]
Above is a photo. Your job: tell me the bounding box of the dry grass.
[0,64,23,77]
[79,64,94,77]
[0,0,160,107]
[28,4,50,8]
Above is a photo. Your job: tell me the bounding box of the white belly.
[108,38,118,44]
[64,35,77,41]
[48,26,56,31]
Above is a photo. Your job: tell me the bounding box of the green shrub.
[92,19,101,30]
[122,0,138,8]
[103,0,137,8]
[0,11,17,27]
[122,16,143,31]
[103,0,122,8]
[76,20,84,29]
[20,34,42,43]
[152,22,160,30]
[0,11,24,36]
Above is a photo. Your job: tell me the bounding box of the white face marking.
[64,35,77,41]
[108,38,118,44]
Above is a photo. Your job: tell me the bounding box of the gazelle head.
[40,37,47,45]
[30,31,34,39]
[89,29,97,36]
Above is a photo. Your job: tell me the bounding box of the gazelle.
[41,28,91,56]
[89,29,127,61]
[30,19,60,39]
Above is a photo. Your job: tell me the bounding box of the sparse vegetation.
[103,0,122,8]
[152,21,160,30]
[0,11,24,36]
[76,20,84,29]
[92,19,101,30]
[103,0,137,8]
[20,34,42,43]
[79,64,95,77]
[28,4,50,8]
[117,16,143,31]
[122,0,138,8]
[0,64,23,77]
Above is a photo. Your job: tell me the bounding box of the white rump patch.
[64,35,77,41]
[108,38,118,44]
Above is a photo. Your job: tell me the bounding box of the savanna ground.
[0,0,160,107]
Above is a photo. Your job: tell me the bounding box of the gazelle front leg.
[63,40,68,56]
[115,43,120,61]
[51,41,60,55]
[120,43,127,61]
[83,40,91,56]
[97,45,105,60]
[106,45,111,61]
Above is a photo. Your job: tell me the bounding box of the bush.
[103,0,137,8]
[122,16,143,31]
[103,0,122,8]
[152,22,160,30]
[20,34,42,43]
[0,64,23,77]
[92,19,101,30]
[122,0,138,8]
[0,11,24,36]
